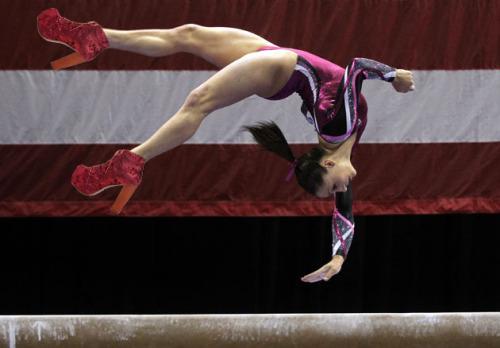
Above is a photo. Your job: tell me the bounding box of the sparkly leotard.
[258,47,397,259]
[258,46,396,155]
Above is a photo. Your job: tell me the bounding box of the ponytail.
[243,121,327,196]
[243,121,295,162]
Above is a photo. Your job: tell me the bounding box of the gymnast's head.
[244,121,356,197]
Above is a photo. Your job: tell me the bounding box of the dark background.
[1,214,499,315]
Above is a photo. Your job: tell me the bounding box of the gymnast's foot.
[37,8,110,69]
[71,150,146,214]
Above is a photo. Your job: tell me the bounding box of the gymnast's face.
[316,159,356,198]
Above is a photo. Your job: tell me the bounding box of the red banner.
[0,0,498,216]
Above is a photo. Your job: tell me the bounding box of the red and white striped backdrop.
[0,0,499,217]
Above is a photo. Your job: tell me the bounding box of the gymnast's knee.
[181,85,214,119]
[173,24,205,51]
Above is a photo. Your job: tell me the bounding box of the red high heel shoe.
[37,8,110,70]
[71,150,146,215]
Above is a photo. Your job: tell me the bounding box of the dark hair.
[243,121,327,195]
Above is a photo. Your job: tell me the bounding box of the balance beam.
[1,313,499,347]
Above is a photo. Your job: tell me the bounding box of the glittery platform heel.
[37,8,110,70]
[71,150,146,215]
[110,185,139,215]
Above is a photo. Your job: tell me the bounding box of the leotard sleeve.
[336,58,397,119]
[332,183,355,259]
[330,59,396,257]
[346,58,397,83]
[342,58,396,112]
[327,58,397,143]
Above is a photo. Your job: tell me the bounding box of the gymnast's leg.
[70,48,296,214]
[130,49,297,160]
[38,9,276,69]
[103,24,277,68]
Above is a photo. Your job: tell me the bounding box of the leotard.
[258,47,397,259]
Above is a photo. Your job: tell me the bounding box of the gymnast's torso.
[258,46,368,152]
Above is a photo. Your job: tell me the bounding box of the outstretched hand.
[392,69,415,93]
[301,255,344,283]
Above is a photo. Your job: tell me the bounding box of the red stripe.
[1,198,499,218]
[1,143,499,217]
[1,0,498,70]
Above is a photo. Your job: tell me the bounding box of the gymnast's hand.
[301,255,344,283]
[392,69,415,93]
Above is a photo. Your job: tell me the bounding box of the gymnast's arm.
[301,183,354,283]
[331,182,354,260]
[346,57,414,93]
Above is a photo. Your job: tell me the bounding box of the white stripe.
[361,69,500,143]
[383,70,397,80]
[295,65,321,133]
[343,68,352,132]
[332,240,341,255]
[295,65,317,105]
[332,229,352,255]
[1,70,499,144]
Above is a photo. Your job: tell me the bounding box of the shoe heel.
[51,51,86,70]
[110,185,137,215]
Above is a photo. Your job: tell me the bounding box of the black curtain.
[1,214,499,315]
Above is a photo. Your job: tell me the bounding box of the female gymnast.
[37,9,414,283]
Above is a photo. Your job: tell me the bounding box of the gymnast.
[37,9,414,283]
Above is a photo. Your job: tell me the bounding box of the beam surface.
[1,313,499,347]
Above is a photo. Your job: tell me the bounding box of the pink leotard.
[258,47,396,155]
[258,47,397,259]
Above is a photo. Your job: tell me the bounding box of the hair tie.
[285,159,298,182]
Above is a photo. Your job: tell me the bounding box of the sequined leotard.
[258,47,397,259]
[259,46,396,154]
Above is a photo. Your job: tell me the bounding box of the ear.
[321,159,336,168]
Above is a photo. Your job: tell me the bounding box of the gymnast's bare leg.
[101,25,296,161]
[103,24,277,68]
[38,10,298,213]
